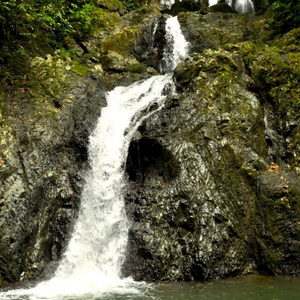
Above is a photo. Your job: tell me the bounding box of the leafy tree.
[270,0,300,34]
[0,0,122,52]
[123,0,136,11]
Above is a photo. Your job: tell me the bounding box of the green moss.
[1,51,83,127]
[132,0,151,8]
[97,0,124,12]
[100,27,141,56]
[97,11,120,31]
[70,63,89,77]
[0,92,8,127]
[127,62,145,73]
[123,6,154,26]
[289,185,300,204]
[240,41,259,58]
[275,28,300,47]
[249,42,300,119]
[241,167,259,181]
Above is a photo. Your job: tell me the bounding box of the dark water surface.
[1,275,300,300]
[149,275,300,300]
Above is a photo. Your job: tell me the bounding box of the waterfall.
[233,0,255,14]
[162,0,255,14]
[22,76,174,299]
[1,14,189,300]
[209,0,218,5]
[209,0,255,14]
[160,16,190,74]
[161,0,175,9]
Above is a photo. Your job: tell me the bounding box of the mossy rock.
[96,10,120,31]
[96,0,125,12]
[132,0,151,8]
[70,63,89,77]
[275,27,300,47]
[161,0,201,16]
[250,45,300,115]
[209,3,238,13]
[100,27,141,56]
[122,7,157,26]
[178,11,258,54]
[100,50,145,73]
[0,92,8,126]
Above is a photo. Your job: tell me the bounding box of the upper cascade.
[227,0,255,13]
[161,0,176,9]
[209,0,255,13]
[160,0,201,10]
[160,16,190,73]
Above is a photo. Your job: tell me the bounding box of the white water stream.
[160,16,190,74]
[233,0,255,14]
[209,0,255,13]
[162,0,255,14]
[1,16,189,300]
[3,75,173,300]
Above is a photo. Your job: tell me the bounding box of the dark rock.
[133,15,167,72]
[123,39,300,280]
[100,50,143,73]
[161,0,201,16]
[209,3,238,13]
[0,54,106,282]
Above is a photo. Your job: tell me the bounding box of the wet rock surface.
[0,54,107,283]
[122,13,300,281]
[123,48,265,280]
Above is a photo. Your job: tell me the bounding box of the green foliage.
[123,0,136,11]
[70,3,104,40]
[269,0,300,34]
[1,0,69,42]
[0,0,121,57]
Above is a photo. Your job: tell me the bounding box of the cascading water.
[233,0,255,14]
[209,0,255,14]
[6,76,173,300]
[160,16,190,74]
[209,0,218,5]
[160,0,200,10]
[160,0,175,9]
[0,15,189,300]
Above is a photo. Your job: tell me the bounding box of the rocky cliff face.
[122,12,300,280]
[0,54,108,283]
[0,6,161,284]
[0,3,299,285]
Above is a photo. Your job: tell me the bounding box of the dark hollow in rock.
[126,137,180,183]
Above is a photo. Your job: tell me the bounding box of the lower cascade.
[0,16,189,300]
[3,75,174,300]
